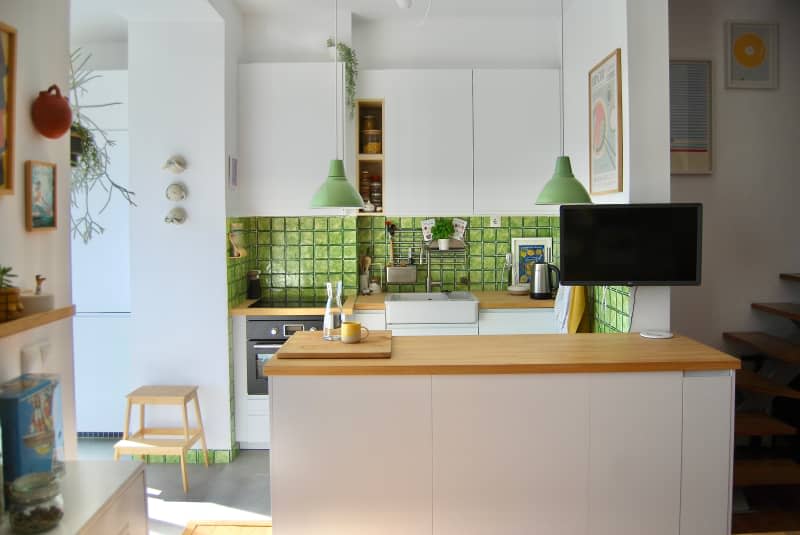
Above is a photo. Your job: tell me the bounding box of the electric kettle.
[530,263,560,300]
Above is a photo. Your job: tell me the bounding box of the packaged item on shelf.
[361,115,377,131]
[0,375,61,485]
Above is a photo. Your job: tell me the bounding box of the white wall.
[354,16,559,69]
[128,18,231,449]
[670,0,800,348]
[0,0,77,459]
[563,0,672,332]
[72,41,128,71]
[242,8,352,64]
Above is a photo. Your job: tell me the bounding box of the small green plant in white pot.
[431,218,454,251]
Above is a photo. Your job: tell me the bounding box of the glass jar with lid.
[361,130,382,154]
[361,114,377,131]
[8,472,64,534]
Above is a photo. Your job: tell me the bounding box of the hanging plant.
[326,38,359,119]
[69,48,136,243]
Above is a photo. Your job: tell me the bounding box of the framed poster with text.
[589,49,623,195]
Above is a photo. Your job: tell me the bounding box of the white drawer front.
[479,309,557,335]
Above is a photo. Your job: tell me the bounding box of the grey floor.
[78,440,271,535]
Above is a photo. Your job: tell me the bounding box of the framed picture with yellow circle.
[726,21,778,89]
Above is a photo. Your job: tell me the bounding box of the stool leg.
[192,393,210,467]
[139,403,146,437]
[116,398,132,461]
[180,450,189,493]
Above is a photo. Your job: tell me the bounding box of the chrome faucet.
[424,245,442,293]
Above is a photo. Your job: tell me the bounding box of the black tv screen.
[560,203,702,286]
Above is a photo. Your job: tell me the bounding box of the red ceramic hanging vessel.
[31,85,72,139]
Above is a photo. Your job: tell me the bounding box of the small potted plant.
[431,218,454,251]
[0,266,23,322]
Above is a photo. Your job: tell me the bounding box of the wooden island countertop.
[264,333,740,375]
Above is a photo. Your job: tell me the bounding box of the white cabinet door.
[359,70,474,215]
[589,372,683,535]
[351,311,386,331]
[478,308,557,334]
[433,375,589,535]
[236,63,346,216]
[473,69,560,215]
[270,376,432,535]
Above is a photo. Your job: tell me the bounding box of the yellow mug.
[341,321,370,344]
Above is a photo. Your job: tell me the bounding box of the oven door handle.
[252,344,283,350]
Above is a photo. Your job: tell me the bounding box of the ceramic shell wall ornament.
[162,155,187,174]
[165,182,187,201]
[164,206,187,225]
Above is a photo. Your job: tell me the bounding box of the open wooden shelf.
[780,273,800,282]
[752,303,800,322]
[725,332,800,365]
[0,305,76,339]
[357,153,383,161]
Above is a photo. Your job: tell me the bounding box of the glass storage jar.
[8,472,64,534]
[361,115,377,131]
[361,130,382,154]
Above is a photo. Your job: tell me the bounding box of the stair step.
[733,510,800,533]
[752,303,800,322]
[736,412,798,436]
[780,273,800,283]
[734,459,800,487]
[725,332,800,366]
[737,370,800,400]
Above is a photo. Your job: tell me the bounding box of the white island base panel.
[269,372,733,535]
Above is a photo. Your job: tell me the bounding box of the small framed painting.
[0,21,17,195]
[726,22,778,89]
[512,237,553,286]
[589,48,623,195]
[25,161,57,231]
[670,60,712,175]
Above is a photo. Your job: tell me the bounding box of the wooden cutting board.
[277,330,392,359]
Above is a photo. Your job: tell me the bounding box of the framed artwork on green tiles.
[512,237,552,286]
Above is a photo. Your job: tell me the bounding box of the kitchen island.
[265,334,740,535]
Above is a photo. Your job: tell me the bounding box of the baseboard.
[78,431,123,439]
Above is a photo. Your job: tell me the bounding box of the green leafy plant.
[69,48,136,243]
[0,266,18,288]
[326,38,359,119]
[431,218,454,241]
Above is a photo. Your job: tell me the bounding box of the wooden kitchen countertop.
[264,333,740,375]
[230,296,357,317]
[353,291,555,311]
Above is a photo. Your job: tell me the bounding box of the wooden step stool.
[113,385,209,493]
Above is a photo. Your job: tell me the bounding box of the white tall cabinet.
[358,70,474,215]
[472,69,560,214]
[236,63,348,216]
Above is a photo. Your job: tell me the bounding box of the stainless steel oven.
[246,316,323,395]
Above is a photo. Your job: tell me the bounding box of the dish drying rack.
[387,229,468,267]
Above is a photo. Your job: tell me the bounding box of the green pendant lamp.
[536,156,592,204]
[536,0,592,206]
[311,0,364,209]
[311,159,364,208]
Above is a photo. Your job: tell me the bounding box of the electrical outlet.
[490,216,502,228]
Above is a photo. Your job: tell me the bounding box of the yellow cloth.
[567,286,587,334]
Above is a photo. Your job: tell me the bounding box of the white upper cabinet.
[235,63,349,216]
[359,70,474,215]
[473,69,560,215]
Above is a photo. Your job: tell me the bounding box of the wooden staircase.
[726,273,800,533]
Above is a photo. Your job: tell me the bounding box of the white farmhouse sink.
[385,292,479,324]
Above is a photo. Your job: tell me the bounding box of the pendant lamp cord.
[334,0,340,160]
[560,0,565,156]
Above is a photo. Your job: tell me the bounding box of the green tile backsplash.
[225,215,631,333]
